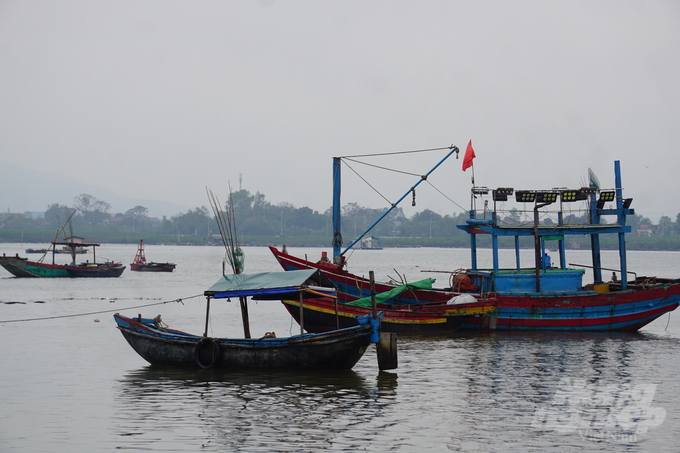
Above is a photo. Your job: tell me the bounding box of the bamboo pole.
[203,295,212,337]
[239,296,251,338]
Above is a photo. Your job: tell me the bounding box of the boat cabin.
[456,161,634,295]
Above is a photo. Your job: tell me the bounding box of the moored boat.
[130,240,176,272]
[114,269,395,370]
[270,246,494,334]
[0,240,125,278]
[272,152,679,332]
[453,160,680,330]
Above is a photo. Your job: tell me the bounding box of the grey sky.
[1,1,679,222]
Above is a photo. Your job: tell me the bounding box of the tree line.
[2,191,680,243]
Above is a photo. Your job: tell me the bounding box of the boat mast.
[332,157,342,264]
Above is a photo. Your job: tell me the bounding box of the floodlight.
[515,191,536,203]
[580,187,598,196]
[492,187,514,201]
[623,198,633,209]
[560,190,579,202]
[472,187,489,195]
[599,191,616,202]
[536,192,558,204]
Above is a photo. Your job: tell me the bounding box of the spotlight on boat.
[492,187,514,201]
[560,190,579,202]
[596,190,616,209]
[576,187,597,201]
[515,191,536,203]
[599,191,616,202]
[623,198,633,209]
[472,187,490,195]
[536,191,558,204]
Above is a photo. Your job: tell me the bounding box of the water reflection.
[438,330,680,451]
[114,366,398,452]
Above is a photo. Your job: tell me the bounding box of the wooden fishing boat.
[272,154,679,332]
[1,240,125,278]
[114,269,396,370]
[453,160,680,331]
[130,240,176,272]
[270,246,494,334]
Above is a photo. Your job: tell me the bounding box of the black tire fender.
[194,337,220,368]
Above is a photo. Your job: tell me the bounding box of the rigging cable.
[339,145,455,159]
[342,159,394,206]
[0,294,202,324]
[343,157,421,177]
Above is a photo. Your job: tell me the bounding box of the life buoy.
[194,337,220,368]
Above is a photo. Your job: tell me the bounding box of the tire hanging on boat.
[194,337,220,368]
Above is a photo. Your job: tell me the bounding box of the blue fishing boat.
[115,269,395,370]
[454,160,680,330]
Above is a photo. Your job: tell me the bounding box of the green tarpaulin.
[345,278,436,307]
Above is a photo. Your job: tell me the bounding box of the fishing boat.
[357,236,382,250]
[1,240,125,278]
[114,269,396,370]
[130,240,176,272]
[453,160,680,330]
[270,246,494,334]
[269,145,495,335]
[272,150,680,332]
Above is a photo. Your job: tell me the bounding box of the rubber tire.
[194,337,220,369]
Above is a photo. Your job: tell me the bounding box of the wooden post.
[203,295,211,337]
[370,270,377,319]
[377,332,398,370]
[299,291,304,335]
[239,296,251,338]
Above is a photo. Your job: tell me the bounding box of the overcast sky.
[1,1,679,222]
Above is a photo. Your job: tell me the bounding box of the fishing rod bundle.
[207,186,244,275]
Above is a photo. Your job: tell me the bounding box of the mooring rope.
[0,294,203,323]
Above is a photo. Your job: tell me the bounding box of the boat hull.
[66,264,126,278]
[283,298,494,335]
[114,314,372,370]
[130,262,176,272]
[0,255,71,277]
[462,285,680,331]
[269,247,680,332]
[0,255,125,278]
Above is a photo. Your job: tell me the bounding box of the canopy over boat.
[205,269,336,300]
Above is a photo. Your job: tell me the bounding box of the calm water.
[1,244,680,452]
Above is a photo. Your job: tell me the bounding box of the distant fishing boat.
[130,240,176,272]
[357,236,382,250]
[1,239,125,278]
[0,212,124,278]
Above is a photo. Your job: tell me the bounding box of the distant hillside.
[0,162,190,218]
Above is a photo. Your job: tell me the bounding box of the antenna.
[239,173,242,191]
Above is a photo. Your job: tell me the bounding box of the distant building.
[637,224,658,237]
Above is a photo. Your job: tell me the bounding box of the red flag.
[462,140,475,171]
